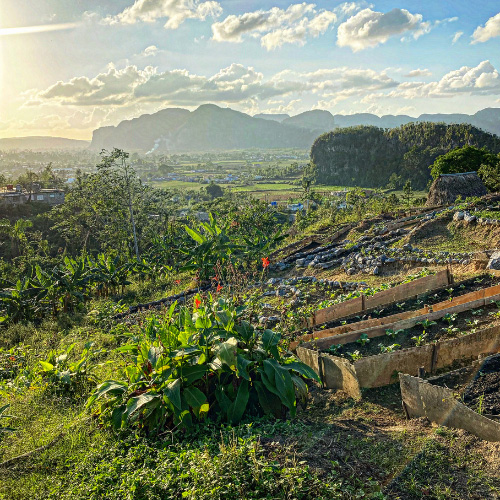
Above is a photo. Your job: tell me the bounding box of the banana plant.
[0,276,40,324]
[88,254,132,297]
[181,214,238,281]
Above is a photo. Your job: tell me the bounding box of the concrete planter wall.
[399,372,500,442]
[298,325,500,399]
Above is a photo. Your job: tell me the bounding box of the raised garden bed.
[323,302,500,359]
[298,324,500,399]
[292,272,500,349]
[296,283,500,398]
[399,355,500,442]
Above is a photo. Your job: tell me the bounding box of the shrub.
[87,297,319,433]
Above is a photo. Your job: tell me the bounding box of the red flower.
[262,257,270,269]
[194,297,201,309]
[216,284,223,293]
[175,279,180,285]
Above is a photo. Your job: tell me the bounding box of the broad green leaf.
[216,337,238,370]
[164,378,181,410]
[236,321,254,343]
[195,315,212,329]
[236,354,253,381]
[181,364,208,384]
[86,380,127,409]
[227,380,249,425]
[263,359,296,416]
[284,361,321,382]
[254,381,283,417]
[183,386,206,410]
[123,393,160,421]
[184,225,205,245]
[291,374,308,403]
[39,361,54,371]
[111,405,126,430]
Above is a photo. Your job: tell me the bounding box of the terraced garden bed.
[399,354,500,441]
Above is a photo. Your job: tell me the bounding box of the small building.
[0,186,65,206]
[26,189,65,205]
[426,172,487,207]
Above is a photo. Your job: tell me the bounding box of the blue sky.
[1,0,500,139]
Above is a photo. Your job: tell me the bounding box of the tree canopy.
[310,122,500,190]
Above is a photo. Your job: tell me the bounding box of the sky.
[1,0,500,140]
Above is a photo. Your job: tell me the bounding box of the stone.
[487,251,500,270]
[453,211,464,221]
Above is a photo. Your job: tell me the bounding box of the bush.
[87,296,319,433]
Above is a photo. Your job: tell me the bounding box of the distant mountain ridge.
[0,136,90,151]
[90,105,500,152]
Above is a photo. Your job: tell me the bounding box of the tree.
[205,182,224,199]
[386,173,403,190]
[429,146,498,179]
[96,149,142,262]
[403,180,413,206]
[478,158,500,192]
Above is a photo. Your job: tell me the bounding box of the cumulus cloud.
[391,60,500,99]
[337,8,430,51]
[212,3,337,50]
[452,31,463,44]
[141,45,160,57]
[472,12,500,43]
[103,0,222,29]
[33,65,155,106]
[404,68,432,78]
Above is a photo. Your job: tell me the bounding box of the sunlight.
[0,22,78,36]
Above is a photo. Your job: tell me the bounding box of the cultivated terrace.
[1,150,500,500]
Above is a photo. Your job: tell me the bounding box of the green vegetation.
[311,122,500,189]
[2,145,500,499]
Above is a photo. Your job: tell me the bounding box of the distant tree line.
[310,122,500,190]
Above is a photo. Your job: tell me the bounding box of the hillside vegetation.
[311,122,500,189]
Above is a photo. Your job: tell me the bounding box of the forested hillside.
[311,122,500,189]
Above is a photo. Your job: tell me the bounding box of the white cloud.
[404,68,432,78]
[391,60,500,99]
[141,45,159,57]
[212,3,337,50]
[472,12,500,43]
[103,0,222,30]
[452,31,463,44]
[337,8,430,51]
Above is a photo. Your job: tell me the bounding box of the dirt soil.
[323,301,500,358]
[311,273,500,333]
[463,355,500,416]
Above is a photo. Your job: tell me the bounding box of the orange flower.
[262,257,270,269]
[194,297,201,309]
[175,279,180,285]
[216,284,223,293]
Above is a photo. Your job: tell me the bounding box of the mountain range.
[3,106,499,153]
[0,136,90,151]
[90,105,500,153]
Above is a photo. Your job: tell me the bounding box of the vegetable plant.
[356,334,370,345]
[385,329,403,340]
[379,344,400,354]
[348,350,363,361]
[411,333,427,347]
[442,313,457,326]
